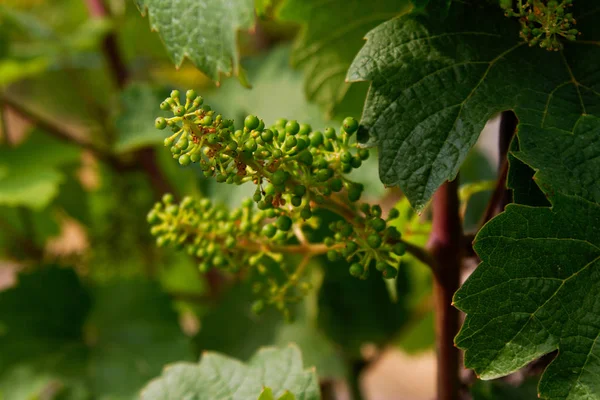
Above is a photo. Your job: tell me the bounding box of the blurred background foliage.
[0,0,505,398]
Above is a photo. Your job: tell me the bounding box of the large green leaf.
[114,84,170,153]
[140,346,320,400]
[0,129,80,210]
[514,116,600,204]
[454,193,600,398]
[135,0,254,82]
[88,280,194,400]
[278,0,410,117]
[0,267,91,400]
[347,1,600,209]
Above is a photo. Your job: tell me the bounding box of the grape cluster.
[501,0,579,50]
[325,205,405,280]
[147,193,310,319]
[150,90,412,315]
[155,90,367,219]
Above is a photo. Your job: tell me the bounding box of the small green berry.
[299,123,312,135]
[297,150,313,166]
[179,154,191,166]
[349,263,363,278]
[324,127,336,140]
[358,148,370,160]
[263,224,277,238]
[371,217,386,232]
[393,242,406,256]
[300,207,312,220]
[244,138,258,152]
[329,178,343,192]
[285,120,300,135]
[162,193,174,204]
[276,215,293,231]
[388,208,400,220]
[382,266,397,279]
[251,300,265,314]
[291,196,302,207]
[244,115,260,130]
[155,117,167,129]
[272,170,287,185]
[327,250,340,262]
[310,131,324,147]
[367,234,382,249]
[261,129,274,142]
[174,106,185,117]
[186,89,196,99]
[343,117,358,134]
[375,261,389,272]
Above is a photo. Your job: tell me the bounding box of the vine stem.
[480,111,518,226]
[428,178,463,400]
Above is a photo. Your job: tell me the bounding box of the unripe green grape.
[358,148,370,160]
[324,237,334,247]
[147,210,161,224]
[341,152,352,163]
[343,117,359,134]
[285,120,300,135]
[276,215,292,231]
[155,117,167,129]
[371,217,386,232]
[263,224,277,238]
[350,156,362,169]
[261,129,274,142]
[160,101,170,111]
[300,207,312,220]
[164,137,174,147]
[285,136,297,149]
[393,242,406,256]
[367,234,382,249]
[291,196,302,207]
[244,138,258,152]
[201,115,212,126]
[170,89,180,99]
[294,185,307,196]
[206,134,218,145]
[186,89,196,100]
[327,250,340,262]
[295,138,308,151]
[347,184,363,202]
[316,169,331,182]
[297,150,313,166]
[176,136,188,149]
[273,231,287,242]
[275,118,287,127]
[388,208,400,220]
[324,127,336,140]
[191,153,201,162]
[257,119,265,131]
[329,178,343,192]
[162,193,174,204]
[340,223,353,237]
[272,170,287,185]
[349,263,363,278]
[346,241,358,253]
[382,266,397,279]
[341,163,352,173]
[179,154,191,166]
[244,115,260,130]
[310,131,324,147]
[173,106,185,117]
[375,261,389,272]
[271,149,282,159]
[263,183,276,196]
[299,123,311,135]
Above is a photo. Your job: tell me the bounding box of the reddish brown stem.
[428,178,463,400]
[480,111,518,225]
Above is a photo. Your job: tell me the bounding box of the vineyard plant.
[0,0,599,399]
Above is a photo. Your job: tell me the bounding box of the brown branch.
[427,178,463,400]
[84,0,176,200]
[480,110,518,226]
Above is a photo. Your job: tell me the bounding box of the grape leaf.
[347,1,600,209]
[140,345,319,400]
[278,0,410,117]
[454,193,600,399]
[114,84,170,153]
[0,267,91,400]
[135,0,254,82]
[514,116,600,204]
[88,280,194,399]
[0,129,80,209]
